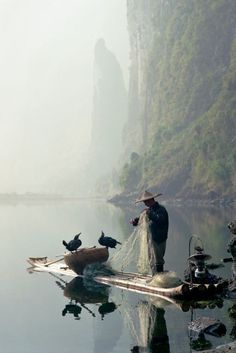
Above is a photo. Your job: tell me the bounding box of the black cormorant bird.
[62,233,82,253]
[98,302,117,320]
[98,231,121,249]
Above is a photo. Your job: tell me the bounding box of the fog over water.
[0,0,129,195]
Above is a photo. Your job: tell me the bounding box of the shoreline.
[108,194,236,208]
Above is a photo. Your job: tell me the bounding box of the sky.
[0,0,129,194]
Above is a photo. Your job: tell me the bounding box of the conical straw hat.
[135,190,162,203]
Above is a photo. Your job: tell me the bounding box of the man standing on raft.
[131,190,169,273]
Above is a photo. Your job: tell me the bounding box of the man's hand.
[130,217,139,226]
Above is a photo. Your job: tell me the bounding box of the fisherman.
[131,190,169,273]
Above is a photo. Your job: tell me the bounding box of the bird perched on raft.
[62,233,82,253]
[98,231,121,249]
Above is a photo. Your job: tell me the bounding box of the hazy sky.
[0,0,129,194]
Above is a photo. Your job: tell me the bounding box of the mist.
[0,0,129,195]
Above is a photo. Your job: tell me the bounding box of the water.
[0,199,235,353]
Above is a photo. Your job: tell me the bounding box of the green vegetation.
[121,0,236,198]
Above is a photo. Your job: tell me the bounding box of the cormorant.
[62,233,82,253]
[98,231,121,249]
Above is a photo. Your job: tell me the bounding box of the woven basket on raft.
[64,247,109,275]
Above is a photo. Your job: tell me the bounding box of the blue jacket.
[147,202,169,244]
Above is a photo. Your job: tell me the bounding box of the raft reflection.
[50,269,229,352]
[122,292,226,353]
[54,275,118,321]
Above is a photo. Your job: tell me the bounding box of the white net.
[110,288,171,353]
[109,211,156,275]
[125,300,154,351]
[148,271,182,288]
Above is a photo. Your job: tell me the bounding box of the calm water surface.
[0,199,235,353]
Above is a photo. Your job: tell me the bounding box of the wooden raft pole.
[94,274,190,299]
[216,281,228,294]
[193,284,208,298]
[94,272,226,300]
[44,257,64,267]
[207,284,217,296]
[184,282,226,298]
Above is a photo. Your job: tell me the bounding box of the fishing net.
[110,288,170,353]
[109,211,156,275]
[148,271,182,288]
[129,301,155,351]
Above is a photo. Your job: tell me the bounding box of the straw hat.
[135,190,162,203]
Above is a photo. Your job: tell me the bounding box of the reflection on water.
[55,275,116,321]
[55,273,171,352]
[129,304,170,353]
[50,270,231,353]
[0,199,236,353]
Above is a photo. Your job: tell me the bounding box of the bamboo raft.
[27,255,226,300]
[27,256,77,277]
[27,247,228,300]
[28,246,109,276]
[94,272,226,300]
[94,271,190,299]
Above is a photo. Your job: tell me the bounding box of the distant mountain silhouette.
[86,39,127,194]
